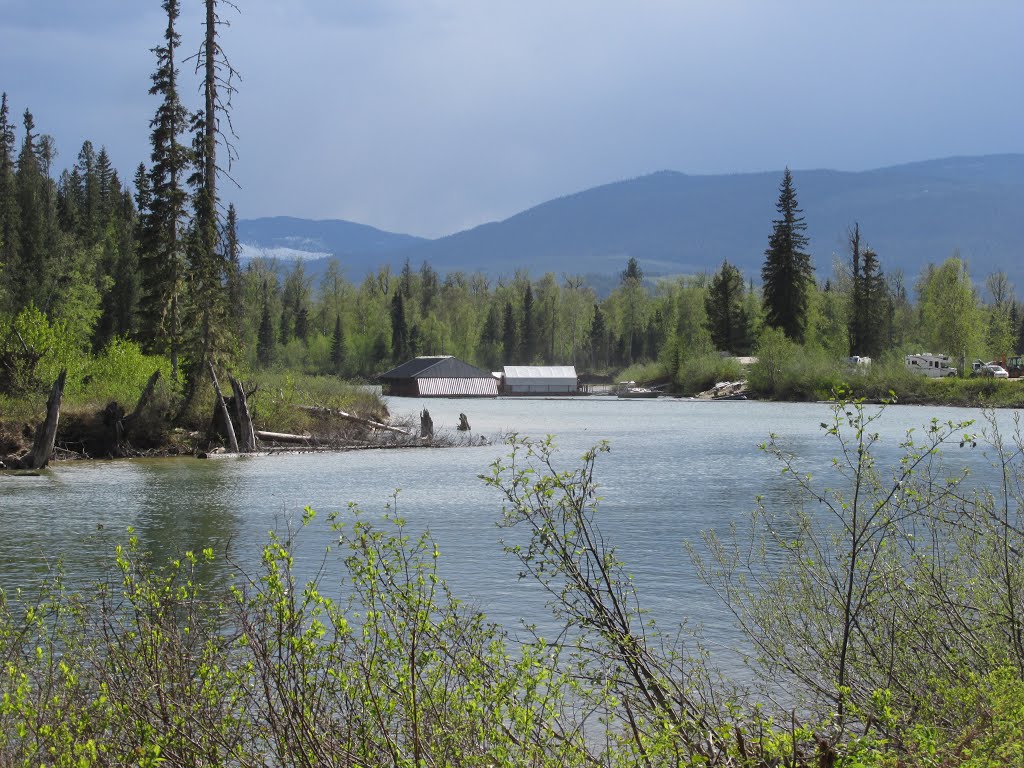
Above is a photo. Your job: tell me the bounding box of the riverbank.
[3,371,1022,467]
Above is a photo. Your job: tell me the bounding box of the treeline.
[1,0,238,410]
[3,76,1024,404]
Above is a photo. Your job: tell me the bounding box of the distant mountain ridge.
[238,155,1024,288]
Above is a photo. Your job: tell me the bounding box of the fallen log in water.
[255,430,313,444]
[295,405,413,436]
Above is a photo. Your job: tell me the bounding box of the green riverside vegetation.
[2,398,1023,765]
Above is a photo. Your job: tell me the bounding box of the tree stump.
[25,369,66,469]
[457,413,471,431]
[420,408,434,441]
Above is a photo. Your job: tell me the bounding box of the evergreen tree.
[847,224,889,358]
[478,301,502,369]
[390,289,408,361]
[589,303,607,369]
[858,247,888,358]
[224,203,242,329]
[502,300,518,364]
[620,257,645,362]
[761,168,813,343]
[183,0,240,395]
[139,0,191,380]
[330,314,346,373]
[522,282,536,363]
[0,94,20,309]
[419,260,439,314]
[704,260,748,354]
[14,109,47,310]
[256,280,275,367]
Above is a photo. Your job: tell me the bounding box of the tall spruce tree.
[761,168,813,343]
[183,0,240,396]
[847,223,890,358]
[13,109,46,310]
[0,94,20,310]
[256,279,275,367]
[140,0,191,380]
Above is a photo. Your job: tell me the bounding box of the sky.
[1,0,1022,239]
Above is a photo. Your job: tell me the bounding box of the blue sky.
[1,0,1021,238]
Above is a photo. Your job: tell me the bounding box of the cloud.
[2,1,1022,238]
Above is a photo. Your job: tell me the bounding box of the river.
[0,396,1016,673]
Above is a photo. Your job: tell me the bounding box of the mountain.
[237,155,1024,288]
[236,216,428,262]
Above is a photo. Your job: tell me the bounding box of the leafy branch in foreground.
[482,435,717,766]
[694,394,1024,752]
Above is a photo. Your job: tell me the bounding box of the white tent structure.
[502,366,578,395]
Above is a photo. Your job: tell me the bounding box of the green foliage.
[916,255,981,370]
[674,351,744,395]
[748,327,845,399]
[696,397,1024,758]
[0,304,85,396]
[616,359,667,387]
[246,371,386,433]
[79,338,173,406]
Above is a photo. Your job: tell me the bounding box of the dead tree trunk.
[229,376,256,452]
[420,408,433,441]
[128,370,162,423]
[26,369,66,469]
[101,370,163,457]
[208,362,240,453]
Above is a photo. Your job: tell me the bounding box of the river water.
[0,397,1016,673]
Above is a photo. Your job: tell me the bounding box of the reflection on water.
[0,397,1016,672]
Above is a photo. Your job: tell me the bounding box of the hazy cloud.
[1,0,1021,237]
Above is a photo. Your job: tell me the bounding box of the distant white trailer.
[905,353,957,378]
[502,365,579,395]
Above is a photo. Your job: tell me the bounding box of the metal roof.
[417,377,499,397]
[380,356,495,380]
[503,366,577,381]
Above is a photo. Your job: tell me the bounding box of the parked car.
[977,363,1010,379]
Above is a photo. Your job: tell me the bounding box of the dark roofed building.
[378,356,499,397]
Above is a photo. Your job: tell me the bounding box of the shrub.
[674,351,744,395]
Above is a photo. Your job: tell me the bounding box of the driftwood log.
[255,430,311,444]
[24,369,66,469]
[296,405,412,436]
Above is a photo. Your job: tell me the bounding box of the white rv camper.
[905,353,957,378]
